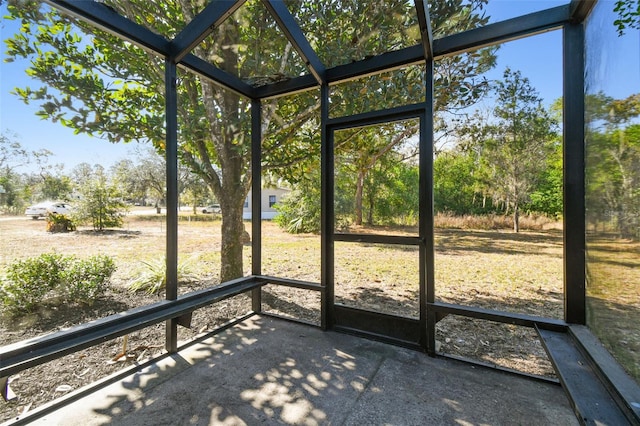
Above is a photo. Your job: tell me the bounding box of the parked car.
[202,204,221,214]
[25,202,73,219]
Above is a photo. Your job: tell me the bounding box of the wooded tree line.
[586,92,640,238]
[0,140,212,219]
[277,68,562,233]
[278,87,640,238]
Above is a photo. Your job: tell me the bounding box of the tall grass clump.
[128,256,200,294]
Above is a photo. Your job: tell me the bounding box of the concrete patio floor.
[25,315,578,425]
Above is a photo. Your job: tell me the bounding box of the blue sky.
[0,1,635,173]
[0,4,140,172]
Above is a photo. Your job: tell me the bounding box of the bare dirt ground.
[0,214,563,423]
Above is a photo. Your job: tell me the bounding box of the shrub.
[0,253,69,313]
[0,253,116,314]
[46,212,77,232]
[60,255,116,304]
[274,189,321,234]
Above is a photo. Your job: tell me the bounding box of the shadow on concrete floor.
[27,316,578,425]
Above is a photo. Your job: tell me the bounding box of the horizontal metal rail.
[1,277,264,378]
[568,325,640,423]
[327,102,426,130]
[537,326,631,424]
[432,5,569,57]
[254,275,324,292]
[430,301,567,332]
[334,233,422,246]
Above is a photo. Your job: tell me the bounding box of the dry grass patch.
[436,316,555,377]
[334,241,419,318]
[434,212,561,231]
[0,215,572,421]
[435,229,564,319]
[586,236,640,382]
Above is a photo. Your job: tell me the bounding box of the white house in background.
[243,187,290,220]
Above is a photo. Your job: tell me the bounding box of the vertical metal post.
[423,60,436,354]
[165,58,179,352]
[563,23,586,325]
[251,98,262,313]
[320,84,333,330]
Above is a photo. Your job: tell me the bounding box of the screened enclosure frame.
[7,0,590,366]
[7,0,640,423]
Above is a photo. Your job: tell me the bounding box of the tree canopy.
[5,0,495,282]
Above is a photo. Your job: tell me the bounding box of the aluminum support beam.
[563,23,586,325]
[263,0,326,84]
[254,276,324,292]
[432,302,567,332]
[251,99,262,312]
[165,59,179,352]
[320,84,333,331]
[325,45,425,85]
[180,54,256,98]
[570,0,597,23]
[422,60,435,355]
[253,74,319,99]
[333,233,421,246]
[327,103,426,130]
[433,5,569,57]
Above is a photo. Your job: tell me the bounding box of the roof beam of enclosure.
[414,0,434,60]
[47,1,574,101]
[569,0,598,23]
[180,54,255,98]
[47,0,254,98]
[256,5,572,99]
[433,4,570,57]
[262,0,327,84]
[326,44,425,84]
[46,0,170,55]
[170,0,247,63]
[253,74,319,99]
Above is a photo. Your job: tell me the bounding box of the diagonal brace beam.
[46,0,169,56]
[170,0,247,63]
[262,0,326,84]
[414,0,434,60]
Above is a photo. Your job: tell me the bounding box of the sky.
[0,0,636,174]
